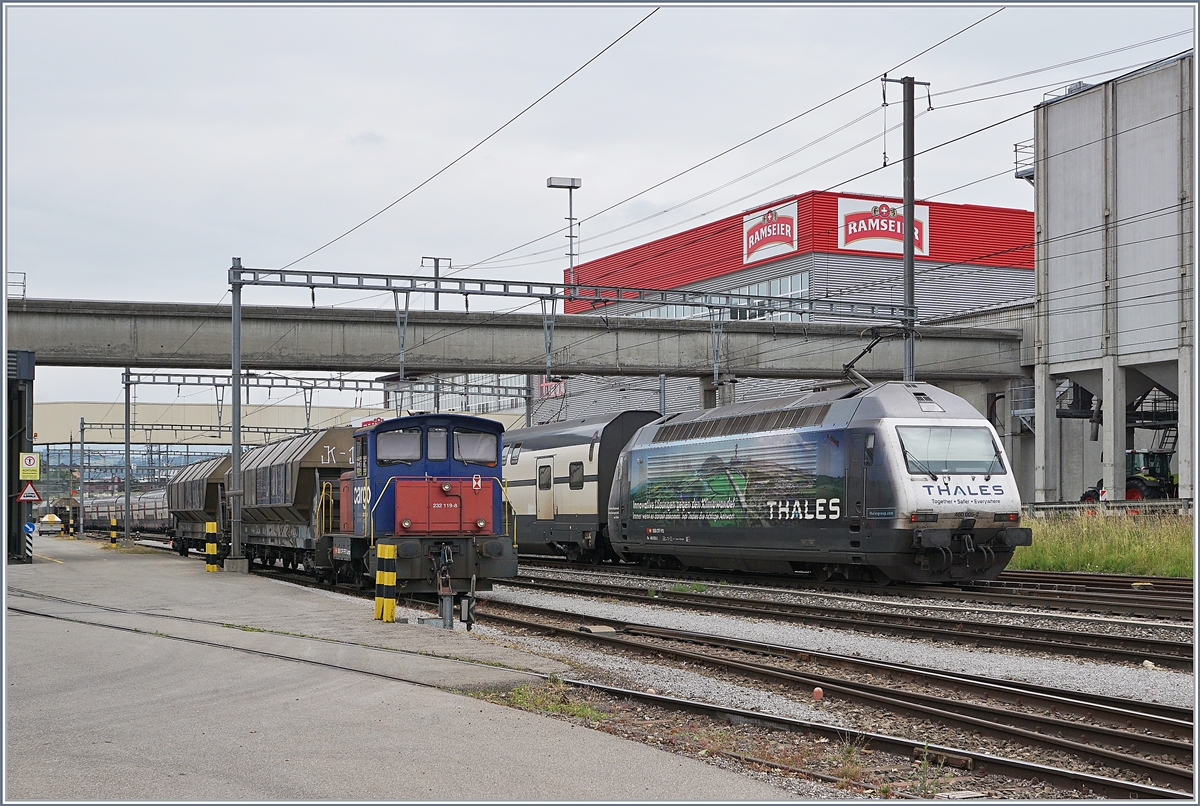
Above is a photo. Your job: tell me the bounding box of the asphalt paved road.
[5,537,794,800]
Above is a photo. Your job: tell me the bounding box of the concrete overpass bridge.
[8,298,1022,381]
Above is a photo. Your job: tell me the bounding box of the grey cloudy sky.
[4,2,1194,410]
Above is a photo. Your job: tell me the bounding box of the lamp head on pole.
[546,177,582,189]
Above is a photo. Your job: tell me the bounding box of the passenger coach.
[502,410,660,562]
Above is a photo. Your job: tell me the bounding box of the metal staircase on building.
[1156,425,1178,453]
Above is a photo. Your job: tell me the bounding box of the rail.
[1026,500,1193,518]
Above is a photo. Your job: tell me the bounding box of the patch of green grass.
[98,542,159,554]
[1009,514,1193,577]
[910,743,948,799]
[668,582,708,593]
[472,680,608,721]
[220,623,309,638]
[832,736,867,783]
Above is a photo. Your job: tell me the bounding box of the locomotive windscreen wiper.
[904,449,939,482]
[983,450,1003,481]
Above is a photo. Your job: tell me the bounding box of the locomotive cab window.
[376,428,422,466]
[454,428,498,467]
[427,427,449,462]
[538,464,552,490]
[569,461,584,489]
[355,436,369,477]
[896,426,1005,476]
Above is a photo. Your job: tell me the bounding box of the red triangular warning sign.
[16,482,42,503]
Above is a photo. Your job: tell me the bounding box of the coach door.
[535,458,555,520]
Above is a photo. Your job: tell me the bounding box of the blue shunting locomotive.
[342,413,516,625]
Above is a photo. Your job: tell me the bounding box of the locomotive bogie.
[365,536,515,595]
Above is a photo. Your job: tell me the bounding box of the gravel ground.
[480,586,1196,708]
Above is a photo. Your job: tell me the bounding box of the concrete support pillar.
[1101,358,1126,500]
[1177,351,1193,499]
[699,377,717,410]
[719,376,736,407]
[1033,362,1059,503]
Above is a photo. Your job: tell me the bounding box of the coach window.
[569,461,584,489]
[454,428,498,467]
[501,445,511,466]
[427,427,449,462]
[589,432,599,462]
[510,443,522,465]
[538,464,552,490]
[376,428,422,466]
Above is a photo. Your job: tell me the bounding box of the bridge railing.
[1025,500,1193,518]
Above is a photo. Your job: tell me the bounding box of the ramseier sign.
[743,201,798,264]
[837,197,929,256]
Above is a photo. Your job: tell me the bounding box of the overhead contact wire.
[277,8,661,271]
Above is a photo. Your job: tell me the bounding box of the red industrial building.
[565,190,1033,322]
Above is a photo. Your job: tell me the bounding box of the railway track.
[477,597,1194,796]
[998,569,1195,593]
[137,538,1194,619]
[497,575,1194,669]
[518,558,1195,620]
[236,568,1192,798]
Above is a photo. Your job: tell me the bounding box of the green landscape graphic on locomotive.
[630,429,845,527]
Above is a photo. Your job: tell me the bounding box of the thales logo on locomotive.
[922,483,1005,497]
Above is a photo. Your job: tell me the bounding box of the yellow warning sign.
[19,452,40,480]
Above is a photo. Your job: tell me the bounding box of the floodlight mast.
[547,177,582,286]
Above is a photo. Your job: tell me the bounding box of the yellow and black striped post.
[109,517,117,545]
[374,543,397,622]
[205,542,219,572]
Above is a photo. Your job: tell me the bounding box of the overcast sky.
[5,2,1194,412]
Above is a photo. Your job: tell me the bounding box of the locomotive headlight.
[909,512,939,523]
[476,518,486,529]
[441,482,452,492]
[401,518,412,529]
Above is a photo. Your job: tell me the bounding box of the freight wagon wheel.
[871,568,892,586]
[810,566,832,583]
